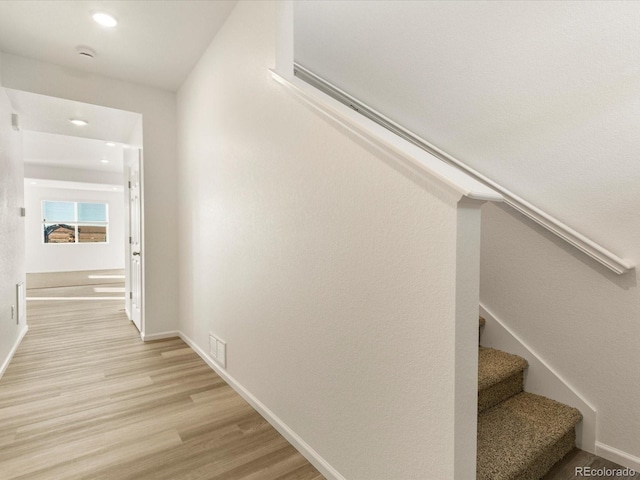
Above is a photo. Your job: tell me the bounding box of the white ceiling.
[6,88,140,144]
[24,131,125,173]
[0,0,237,91]
[8,88,137,176]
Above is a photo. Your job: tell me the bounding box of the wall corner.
[453,196,483,479]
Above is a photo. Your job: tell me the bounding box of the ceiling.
[0,1,236,188]
[24,131,125,174]
[6,88,140,144]
[0,0,237,91]
[8,88,139,177]
[25,178,124,193]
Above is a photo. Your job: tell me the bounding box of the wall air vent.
[209,333,227,369]
[16,282,25,325]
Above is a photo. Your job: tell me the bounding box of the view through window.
[42,201,108,244]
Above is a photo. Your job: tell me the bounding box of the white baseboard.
[479,304,597,453]
[178,331,345,480]
[596,442,640,472]
[141,330,180,342]
[0,325,28,380]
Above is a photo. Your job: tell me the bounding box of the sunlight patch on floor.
[27,297,126,301]
[94,287,126,293]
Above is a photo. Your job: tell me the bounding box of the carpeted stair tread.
[477,392,582,480]
[478,347,528,412]
[478,347,528,391]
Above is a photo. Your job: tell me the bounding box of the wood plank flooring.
[543,448,640,480]
[4,270,636,479]
[0,271,323,480]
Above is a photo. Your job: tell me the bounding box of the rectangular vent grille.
[209,333,227,369]
[16,282,25,324]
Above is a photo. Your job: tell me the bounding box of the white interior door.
[129,150,142,331]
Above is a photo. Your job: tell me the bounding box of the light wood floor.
[0,271,323,480]
[5,271,634,480]
[543,448,640,480]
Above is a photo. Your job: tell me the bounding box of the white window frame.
[42,200,110,245]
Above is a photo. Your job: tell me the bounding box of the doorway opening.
[9,88,147,337]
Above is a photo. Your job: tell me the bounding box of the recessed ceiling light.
[69,118,88,126]
[105,142,116,147]
[30,181,37,185]
[93,12,118,28]
[100,159,110,164]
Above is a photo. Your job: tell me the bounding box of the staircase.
[477,317,582,480]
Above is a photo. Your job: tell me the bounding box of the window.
[42,201,108,244]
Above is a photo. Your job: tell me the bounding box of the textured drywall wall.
[0,53,178,335]
[0,55,26,373]
[295,0,640,462]
[177,1,479,478]
[24,183,125,273]
[24,164,122,186]
[294,1,640,259]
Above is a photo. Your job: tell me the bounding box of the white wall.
[295,0,640,465]
[24,163,122,186]
[0,54,26,376]
[294,1,640,259]
[24,182,125,273]
[178,2,483,478]
[1,53,178,335]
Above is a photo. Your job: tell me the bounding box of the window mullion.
[74,202,79,243]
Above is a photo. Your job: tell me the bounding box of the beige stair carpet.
[477,393,582,480]
[477,318,582,480]
[478,347,528,413]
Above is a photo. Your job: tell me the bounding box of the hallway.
[0,271,322,480]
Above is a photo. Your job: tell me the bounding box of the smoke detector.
[76,46,96,59]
